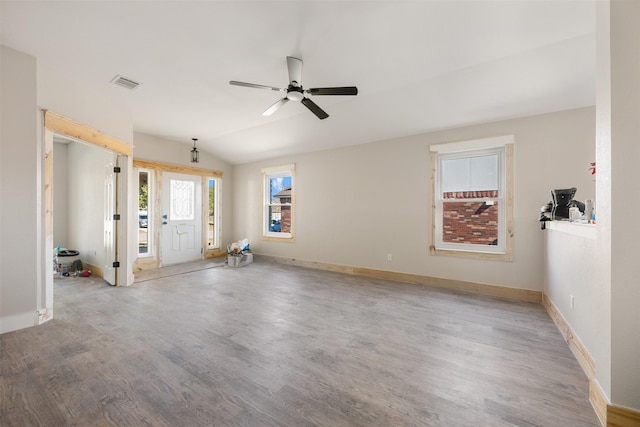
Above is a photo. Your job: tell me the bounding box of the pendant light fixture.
[191,138,199,163]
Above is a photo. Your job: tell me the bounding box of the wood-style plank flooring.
[1,258,600,426]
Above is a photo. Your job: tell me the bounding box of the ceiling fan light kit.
[230,56,358,120]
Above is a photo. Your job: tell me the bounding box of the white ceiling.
[1,1,596,165]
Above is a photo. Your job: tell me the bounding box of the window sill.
[262,235,295,243]
[430,246,513,262]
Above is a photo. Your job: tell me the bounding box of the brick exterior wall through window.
[280,206,291,233]
[273,187,292,233]
[442,190,498,245]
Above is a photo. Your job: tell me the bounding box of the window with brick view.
[442,153,499,246]
[262,164,295,240]
[431,136,514,261]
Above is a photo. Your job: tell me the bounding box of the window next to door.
[430,135,514,261]
[207,177,220,250]
[138,168,153,257]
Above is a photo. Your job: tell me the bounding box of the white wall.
[233,107,595,291]
[594,0,613,400]
[608,0,640,410]
[52,142,69,249]
[132,132,234,251]
[544,224,602,370]
[0,46,39,333]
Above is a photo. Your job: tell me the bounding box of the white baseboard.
[1,310,38,334]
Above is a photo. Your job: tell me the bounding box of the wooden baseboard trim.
[82,262,104,279]
[543,294,640,426]
[205,249,226,259]
[607,403,640,427]
[264,255,541,302]
[541,293,596,379]
[590,379,608,426]
[593,381,640,427]
[134,257,160,272]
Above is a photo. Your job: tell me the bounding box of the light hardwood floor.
[1,258,600,426]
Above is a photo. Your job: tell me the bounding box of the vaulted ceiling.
[1,1,595,164]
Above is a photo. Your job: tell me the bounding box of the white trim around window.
[262,164,295,241]
[430,135,514,261]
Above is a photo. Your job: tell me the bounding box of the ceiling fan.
[229,56,358,120]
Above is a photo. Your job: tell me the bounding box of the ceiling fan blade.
[229,81,284,92]
[301,97,329,120]
[286,56,303,86]
[307,86,358,96]
[262,98,289,116]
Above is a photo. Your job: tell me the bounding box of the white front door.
[161,172,202,266]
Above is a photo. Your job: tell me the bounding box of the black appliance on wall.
[539,187,586,229]
[551,187,577,219]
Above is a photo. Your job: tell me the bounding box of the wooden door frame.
[43,110,133,293]
[132,158,225,272]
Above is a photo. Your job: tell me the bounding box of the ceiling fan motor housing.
[286,85,304,102]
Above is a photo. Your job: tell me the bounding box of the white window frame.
[430,135,514,261]
[207,177,220,250]
[262,164,295,241]
[137,167,154,258]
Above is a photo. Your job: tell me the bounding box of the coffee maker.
[551,187,577,219]
[539,187,586,229]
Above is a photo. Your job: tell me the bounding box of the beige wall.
[544,224,601,376]
[1,44,135,332]
[608,0,640,410]
[0,46,39,333]
[594,0,613,401]
[233,106,595,291]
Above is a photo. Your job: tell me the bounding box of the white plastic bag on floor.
[227,238,250,254]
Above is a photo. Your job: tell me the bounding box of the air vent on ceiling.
[110,75,141,90]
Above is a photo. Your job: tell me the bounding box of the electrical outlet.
[570,294,575,309]
[387,254,392,262]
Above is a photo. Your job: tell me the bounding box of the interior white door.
[161,172,202,266]
[103,155,117,285]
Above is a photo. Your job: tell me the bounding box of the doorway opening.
[132,159,224,272]
[52,134,119,285]
[43,109,133,317]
